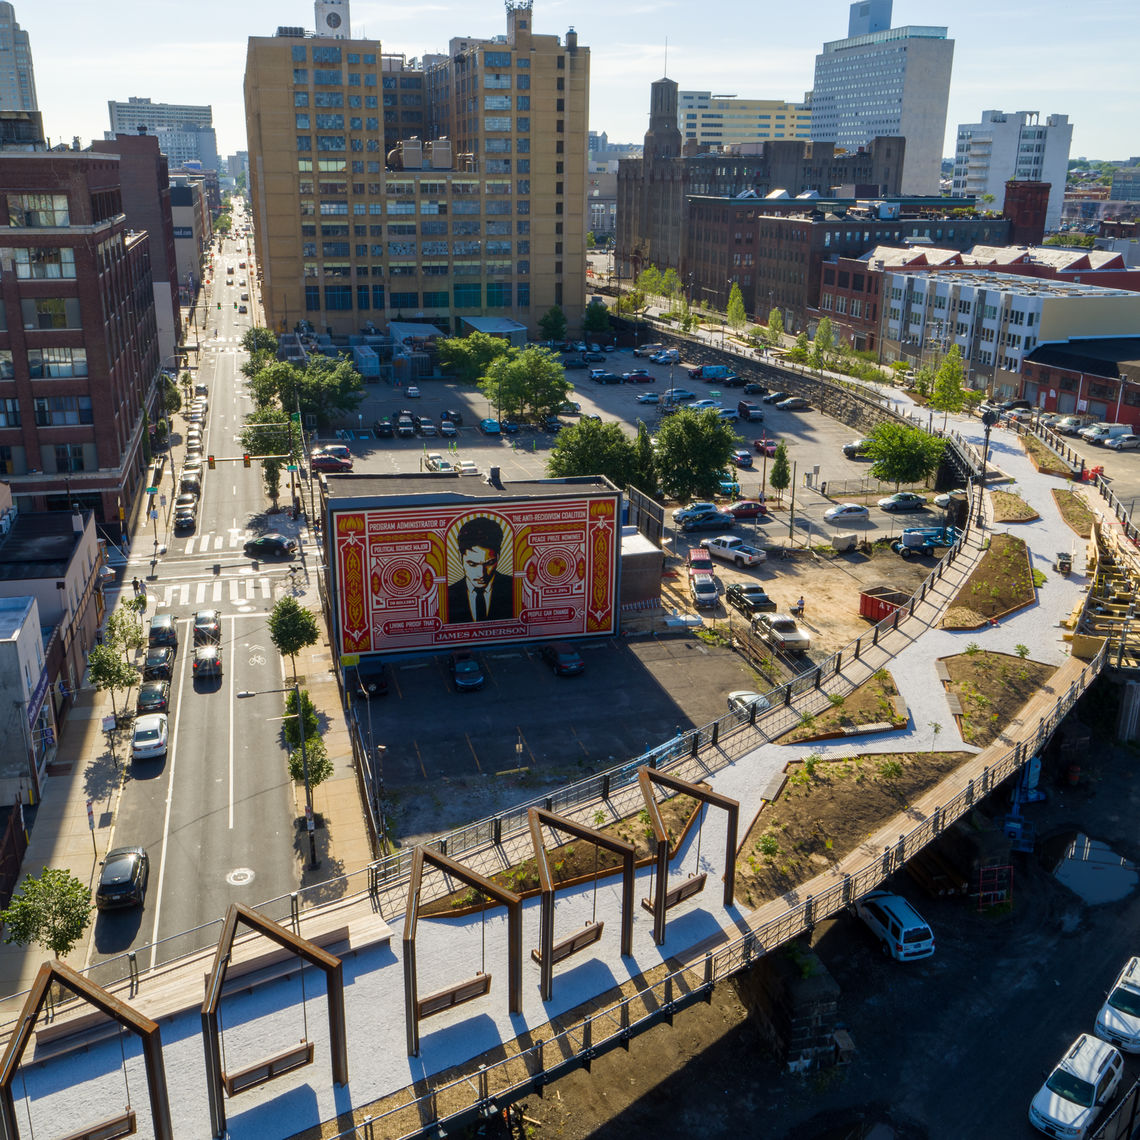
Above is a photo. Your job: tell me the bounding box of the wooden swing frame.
[637,766,740,946]
[526,807,636,1002]
[200,904,347,1139]
[402,847,523,1057]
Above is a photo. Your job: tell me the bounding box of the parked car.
[406,385,421,398]
[878,492,927,512]
[751,613,811,653]
[540,643,585,676]
[96,847,150,910]
[1105,433,1140,451]
[450,652,485,691]
[725,583,777,616]
[352,658,389,699]
[776,396,810,411]
[148,614,178,648]
[636,392,660,404]
[444,409,465,426]
[623,369,652,382]
[136,680,170,715]
[671,501,719,525]
[418,418,439,437]
[143,646,175,681]
[689,399,721,412]
[843,439,871,458]
[559,401,581,415]
[373,419,394,438]
[244,533,297,559]
[479,418,501,435]
[193,610,221,644]
[457,459,480,476]
[238,304,248,313]
[1096,956,1140,1053]
[439,420,458,437]
[700,535,766,567]
[1029,1034,1122,1139]
[724,499,768,520]
[853,890,935,961]
[824,503,869,522]
[131,714,168,761]
[682,511,736,532]
[762,391,788,404]
[173,504,197,531]
[731,449,753,468]
[661,388,696,403]
[311,453,353,472]
[501,419,520,434]
[752,437,779,456]
[583,352,606,364]
[727,690,772,720]
[743,382,767,395]
[689,573,719,609]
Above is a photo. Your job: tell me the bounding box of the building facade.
[0,153,160,526]
[810,0,953,195]
[677,92,811,149]
[107,97,218,170]
[244,0,589,338]
[1022,338,1140,424]
[0,2,36,111]
[951,111,1072,232]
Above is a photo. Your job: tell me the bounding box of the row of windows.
[293,69,380,89]
[303,282,529,312]
[0,347,88,378]
[0,395,93,427]
[294,92,381,110]
[14,247,76,279]
[8,194,70,228]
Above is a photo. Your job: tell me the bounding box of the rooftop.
[1025,338,1140,379]
[322,474,617,508]
[0,511,87,581]
[885,267,1135,298]
[0,596,34,641]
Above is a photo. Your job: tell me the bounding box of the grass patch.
[942,532,1036,629]
[1022,433,1075,478]
[943,650,1058,747]
[991,489,1039,523]
[1052,488,1096,538]
[734,751,971,904]
[780,669,906,743]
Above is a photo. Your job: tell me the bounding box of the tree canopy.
[865,422,946,487]
[726,283,746,332]
[537,306,568,342]
[87,644,139,724]
[654,408,737,501]
[546,419,637,487]
[766,307,784,346]
[478,347,571,424]
[582,302,611,336]
[768,442,791,501]
[268,596,320,679]
[1,867,91,957]
[243,356,362,427]
[241,327,278,356]
[436,332,513,384]
[929,344,967,420]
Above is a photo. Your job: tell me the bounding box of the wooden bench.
[531,921,603,967]
[58,1110,136,1140]
[945,693,963,716]
[640,873,707,915]
[222,1039,315,1097]
[416,973,491,1020]
[935,660,952,684]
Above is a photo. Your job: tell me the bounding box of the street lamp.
[976,409,999,526]
[237,683,319,869]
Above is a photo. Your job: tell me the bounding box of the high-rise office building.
[244,0,588,337]
[106,97,218,169]
[952,111,1073,232]
[0,2,37,111]
[677,92,811,149]
[810,0,953,195]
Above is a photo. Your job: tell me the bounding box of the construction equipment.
[890,526,959,559]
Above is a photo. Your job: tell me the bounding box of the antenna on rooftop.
[663,37,668,76]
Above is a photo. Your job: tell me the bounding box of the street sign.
[287,464,297,472]
[86,799,94,830]
[149,509,158,520]
[159,494,167,507]
[305,804,315,832]
[145,486,157,495]
[101,716,116,733]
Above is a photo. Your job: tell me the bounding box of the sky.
[20,0,1138,163]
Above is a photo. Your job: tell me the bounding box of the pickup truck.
[687,546,714,577]
[751,613,811,653]
[700,536,767,567]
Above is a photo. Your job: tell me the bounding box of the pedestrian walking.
[132,576,141,596]
[793,596,806,617]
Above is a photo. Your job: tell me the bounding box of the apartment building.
[952,111,1072,232]
[677,92,811,148]
[0,2,37,111]
[244,0,588,338]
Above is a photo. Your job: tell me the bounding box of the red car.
[310,454,353,472]
[752,437,779,456]
[725,499,769,520]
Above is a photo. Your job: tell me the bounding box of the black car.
[743,382,768,395]
[543,416,563,433]
[762,391,788,404]
[96,847,149,911]
[193,609,221,644]
[593,372,621,385]
[540,643,585,676]
[193,646,222,678]
[373,419,394,438]
[136,680,170,714]
[143,646,175,681]
[353,658,389,699]
[244,533,297,559]
[562,357,587,370]
[444,408,465,426]
[583,351,606,363]
[173,508,197,532]
[843,439,871,459]
[721,374,746,387]
[449,652,485,691]
[681,511,737,532]
[725,582,778,616]
[148,614,178,648]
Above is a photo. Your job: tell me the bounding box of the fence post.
[690,732,700,757]
[784,685,793,707]
[932,805,941,835]
[602,772,611,800]
[582,1014,594,1067]
[882,846,891,877]
[853,637,861,660]
[703,952,714,998]
[535,1037,546,1092]
[803,894,814,930]
[873,625,879,647]
[711,720,719,747]
[813,667,822,689]
[966,778,975,806]
[842,873,852,905]
[493,817,502,846]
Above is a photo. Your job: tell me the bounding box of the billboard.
[331,492,620,655]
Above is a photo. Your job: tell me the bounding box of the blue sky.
[23,0,1137,161]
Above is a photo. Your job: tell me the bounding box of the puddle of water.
[1052,832,1138,904]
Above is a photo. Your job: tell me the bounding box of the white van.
[1080,423,1130,445]
[853,891,935,961]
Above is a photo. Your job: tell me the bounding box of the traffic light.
[233,301,238,309]
[207,455,216,470]
[217,302,221,310]
[243,453,251,468]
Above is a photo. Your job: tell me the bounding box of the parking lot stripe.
[412,739,427,779]
[465,733,482,773]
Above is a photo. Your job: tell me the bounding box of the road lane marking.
[465,733,481,773]
[227,615,236,829]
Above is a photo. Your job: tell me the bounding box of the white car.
[1105,434,1140,451]
[1095,956,1140,1052]
[824,503,870,523]
[671,501,719,524]
[406,385,421,398]
[1029,1034,1122,1139]
[689,399,722,412]
[457,459,479,476]
[131,713,169,760]
[636,393,660,404]
[727,690,771,720]
[852,891,935,961]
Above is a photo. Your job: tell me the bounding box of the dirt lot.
[486,684,1140,1140]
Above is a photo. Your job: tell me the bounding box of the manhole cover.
[226,868,255,887]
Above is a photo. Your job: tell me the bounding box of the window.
[54,444,84,473]
[324,285,353,310]
[372,285,385,309]
[15,247,75,279]
[486,202,510,216]
[293,69,308,84]
[484,116,511,131]
[454,283,481,307]
[389,291,419,308]
[484,94,510,111]
[0,399,19,427]
[294,92,309,107]
[312,46,342,64]
[517,74,530,90]
[313,69,343,85]
[317,135,346,151]
[33,396,92,425]
[22,298,81,330]
[305,285,320,311]
[485,51,511,67]
[516,117,530,132]
[9,194,69,227]
[487,283,511,307]
[485,138,511,154]
[517,282,530,309]
[316,113,345,129]
[292,45,307,62]
[296,136,311,151]
[314,91,344,107]
[423,290,448,308]
[28,347,87,377]
[356,284,371,310]
[323,242,350,257]
[516,96,530,111]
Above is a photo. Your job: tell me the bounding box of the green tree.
[582,302,611,337]
[241,327,279,356]
[585,231,596,249]
[726,283,746,333]
[660,268,682,301]
[437,332,513,384]
[766,307,784,347]
[283,688,320,749]
[865,422,946,488]
[929,344,967,424]
[106,597,145,656]
[654,408,738,501]
[547,419,637,486]
[787,331,811,363]
[480,347,570,423]
[293,355,364,427]
[240,408,300,479]
[913,364,935,399]
[288,734,334,787]
[1044,233,1095,248]
[537,306,568,343]
[244,359,299,410]
[1,867,91,958]
[768,442,791,503]
[813,317,835,367]
[630,421,660,498]
[161,375,182,418]
[636,265,663,299]
[263,457,282,508]
[87,644,139,724]
[268,595,320,680]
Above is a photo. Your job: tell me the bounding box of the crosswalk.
[179,531,250,555]
[154,576,277,608]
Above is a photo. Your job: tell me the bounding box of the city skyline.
[18,0,1138,163]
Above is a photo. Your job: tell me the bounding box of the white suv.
[852,891,934,961]
[1029,1033,1122,1138]
[1095,956,1140,1052]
